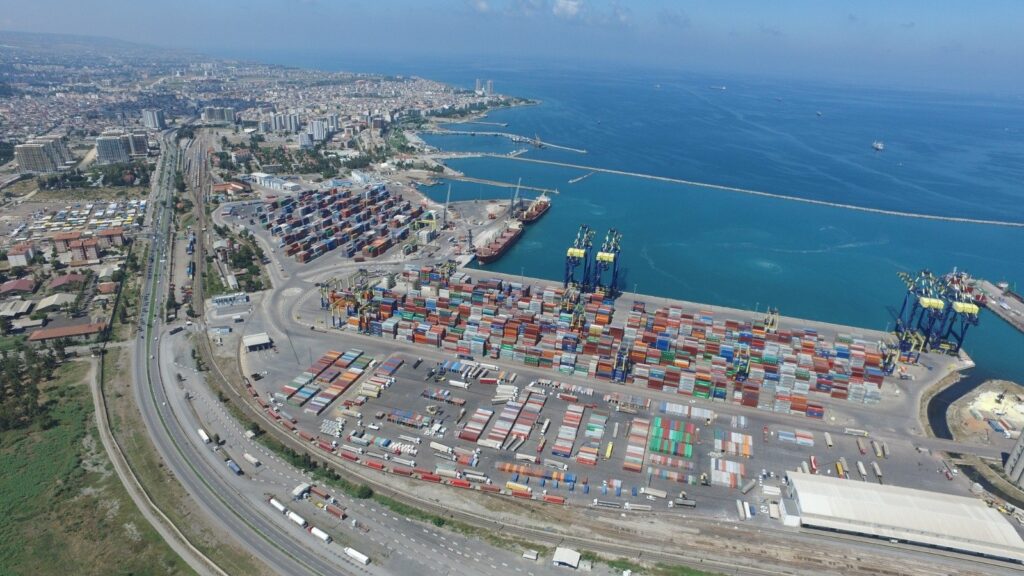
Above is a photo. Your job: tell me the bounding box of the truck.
[269,498,288,514]
[287,511,307,528]
[593,499,621,509]
[857,461,868,480]
[291,483,311,499]
[543,458,568,471]
[624,502,652,512]
[671,498,697,508]
[856,438,867,455]
[640,487,667,499]
[169,326,184,335]
[243,453,261,467]
[872,461,883,484]
[447,380,469,389]
[824,432,833,448]
[225,459,243,476]
[344,547,370,565]
[197,428,211,444]
[309,526,332,543]
[740,479,757,494]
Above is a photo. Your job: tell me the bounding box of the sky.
[3,0,1023,92]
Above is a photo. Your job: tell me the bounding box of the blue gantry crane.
[564,224,595,289]
[591,228,622,297]
[893,269,980,358]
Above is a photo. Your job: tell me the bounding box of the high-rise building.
[286,113,302,134]
[15,135,73,174]
[475,78,482,93]
[128,133,149,157]
[309,118,329,142]
[1006,433,1024,490]
[96,131,131,165]
[298,133,314,149]
[486,80,494,96]
[142,108,166,130]
[201,106,237,123]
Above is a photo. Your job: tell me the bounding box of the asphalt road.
[131,132,352,576]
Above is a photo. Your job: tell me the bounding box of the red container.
[341,451,359,462]
[366,460,385,471]
[448,479,472,489]
[282,420,296,431]
[310,485,329,499]
[299,431,315,442]
[420,473,441,483]
[325,504,346,519]
[391,466,413,476]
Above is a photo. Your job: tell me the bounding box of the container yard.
[319,262,894,420]
[257,184,427,263]
[242,333,967,528]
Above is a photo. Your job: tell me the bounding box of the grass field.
[1,178,37,197]
[0,335,26,352]
[0,361,193,576]
[103,348,271,576]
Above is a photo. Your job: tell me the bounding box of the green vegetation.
[201,268,228,298]
[0,361,193,575]
[0,342,59,431]
[30,185,148,202]
[0,335,26,352]
[173,170,186,193]
[37,162,151,191]
[101,348,267,576]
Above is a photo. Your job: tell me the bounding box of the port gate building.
[787,472,1024,563]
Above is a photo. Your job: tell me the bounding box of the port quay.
[213,183,1024,574]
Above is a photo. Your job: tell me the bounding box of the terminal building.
[787,471,1024,564]
[142,108,166,130]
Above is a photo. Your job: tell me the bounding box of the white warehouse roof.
[242,332,272,350]
[789,471,1024,563]
[552,547,581,568]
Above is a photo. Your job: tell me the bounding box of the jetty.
[446,174,558,195]
[421,129,587,154]
[486,155,1024,228]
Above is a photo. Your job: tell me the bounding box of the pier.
[486,155,1024,228]
[976,279,1024,334]
[421,129,588,154]
[444,174,559,195]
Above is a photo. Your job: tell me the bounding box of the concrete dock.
[976,279,1024,333]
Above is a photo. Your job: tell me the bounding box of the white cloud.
[472,0,490,13]
[553,0,583,19]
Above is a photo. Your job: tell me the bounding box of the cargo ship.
[476,220,522,264]
[518,193,551,224]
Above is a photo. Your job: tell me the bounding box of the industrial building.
[14,135,74,174]
[787,471,1024,563]
[1004,432,1024,490]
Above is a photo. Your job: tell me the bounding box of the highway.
[130,130,352,576]
[160,129,566,576]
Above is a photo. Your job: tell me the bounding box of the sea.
[250,53,1024,392]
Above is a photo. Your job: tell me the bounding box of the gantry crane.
[564,224,594,289]
[893,269,980,357]
[591,228,622,297]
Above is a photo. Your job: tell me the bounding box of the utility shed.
[552,547,581,569]
[788,471,1024,563]
[242,332,272,351]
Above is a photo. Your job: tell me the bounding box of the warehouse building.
[243,332,273,352]
[787,471,1024,564]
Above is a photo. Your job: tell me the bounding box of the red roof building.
[27,322,106,342]
[0,277,36,295]
[48,273,88,291]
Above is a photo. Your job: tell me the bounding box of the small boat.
[872,141,885,151]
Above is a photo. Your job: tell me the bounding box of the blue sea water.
[264,54,1024,384]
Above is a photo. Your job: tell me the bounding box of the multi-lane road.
[128,129,571,576]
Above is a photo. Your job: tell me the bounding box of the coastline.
[919,370,963,438]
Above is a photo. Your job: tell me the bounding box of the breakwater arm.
[486,154,1024,228]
